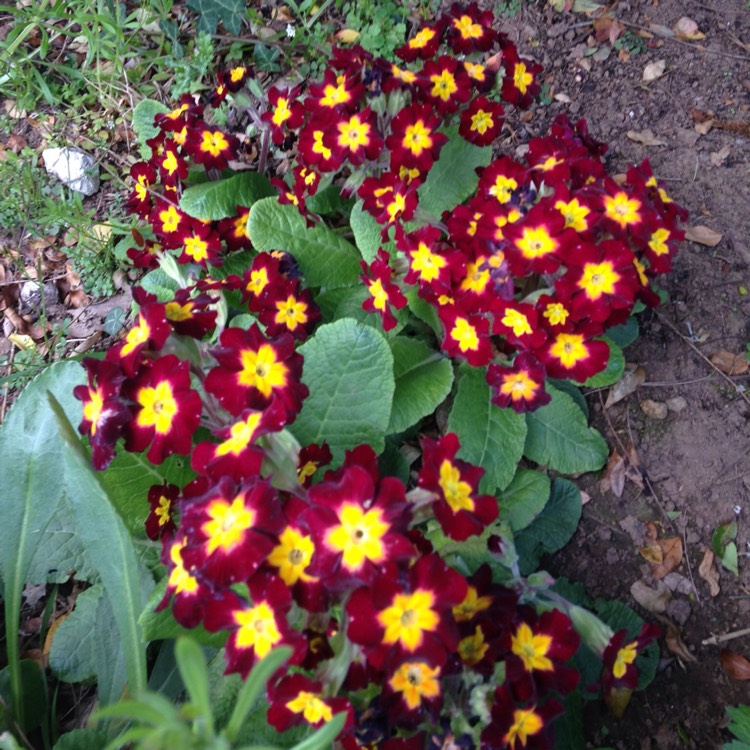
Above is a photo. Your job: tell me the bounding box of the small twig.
[0,347,13,424]
[679,511,702,606]
[702,626,750,646]
[655,310,750,407]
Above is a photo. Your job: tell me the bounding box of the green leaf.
[605,316,639,349]
[447,366,527,493]
[292,319,395,463]
[254,43,280,72]
[248,198,361,288]
[349,200,396,264]
[0,361,85,729]
[387,338,453,434]
[0,660,47,734]
[726,706,750,745]
[547,378,588,418]
[723,542,739,576]
[524,384,608,473]
[175,638,213,734]
[98,452,194,537]
[553,691,585,750]
[49,584,103,682]
[179,172,275,220]
[52,729,108,750]
[187,0,245,33]
[131,99,169,158]
[417,127,492,218]
[306,185,352,217]
[140,268,180,301]
[405,287,441,337]
[50,396,154,700]
[499,469,551,533]
[583,338,625,387]
[515,478,582,574]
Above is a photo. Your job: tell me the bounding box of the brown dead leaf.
[642,59,666,82]
[627,129,667,147]
[695,119,714,135]
[630,578,671,613]
[605,364,646,407]
[709,351,749,376]
[720,649,750,680]
[685,225,723,246]
[601,451,627,497]
[663,619,697,663]
[673,17,705,41]
[7,134,27,152]
[710,145,731,167]
[698,548,721,597]
[593,16,624,45]
[639,522,683,579]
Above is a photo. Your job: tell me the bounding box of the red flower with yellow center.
[106,290,171,376]
[303,465,414,589]
[262,85,305,145]
[477,156,527,205]
[203,575,306,678]
[459,96,504,146]
[268,674,353,732]
[156,534,209,629]
[145,482,179,541]
[177,221,222,267]
[420,56,470,115]
[554,191,593,233]
[258,285,320,341]
[217,206,252,251]
[241,252,284,308]
[346,554,467,669]
[185,126,238,171]
[490,301,546,350]
[296,442,332,488]
[418,432,498,540]
[539,330,609,382]
[358,172,418,239]
[383,658,443,726]
[395,23,442,62]
[157,141,188,186]
[164,289,217,339]
[124,355,202,464]
[126,162,157,216]
[192,399,286,481]
[602,186,643,232]
[458,625,490,666]
[180,476,282,586]
[486,352,551,414]
[360,249,408,331]
[445,2,497,53]
[504,205,567,275]
[149,200,190,248]
[308,69,363,113]
[335,108,382,165]
[438,305,492,366]
[501,45,543,109]
[74,358,131,470]
[205,324,308,419]
[386,104,448,173]
[482,688,562,750]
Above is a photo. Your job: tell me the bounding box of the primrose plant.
[74,3,684,747]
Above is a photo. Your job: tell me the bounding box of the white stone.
[42,147,99,196]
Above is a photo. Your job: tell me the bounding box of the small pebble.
[666,598,691,626]
[666,396,687,413]
[641,399,669,420]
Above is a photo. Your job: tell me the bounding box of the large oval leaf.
[387,338,453,434]
[180,172,275,220]
[446,365,527,493]
[248,198,361,288]
[292,318,395,463]
[417,127,492,218]
[523,383,608,473]
[349,200,396,264]
[499,469,551,533]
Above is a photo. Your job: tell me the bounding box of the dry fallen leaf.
[630,578,671,614]
[698,548,721,597]
[605,364,646,408]
[720,649,750,680]
[695,119,714,135]
[335,29,360,44]
[601,451,627,497]
[643,59,666,82]
[627,129,667,147]
[685,225,723,246]
[639,522,683,579]
[663,619,697,663]
[710,145,731,167]
[709,351,749,376]
[673,16,705,41]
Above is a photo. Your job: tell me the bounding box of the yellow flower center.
[579,261,620,300]
[268,527,316,585]
[438,460,475,513]
[136,380,178,435]
[604,192,642,228]
[555,198,590,232]
[613,641,638,679]
[234,602,282,658]
[549,333,588,369]
[378,590,439,651]
[168,538,198,595]
[202,495,255,555]
[238,344,289,398]
[338,115,370,151]
[286,692,333,724]
[402,120,433,156]
[516,226,558,259]
[200,130,229,158]
[511,622,554,672]
[501,308,532,338]
[325,503,388,572]
[272,97,292,126]
[450,317,479,353]
[215,412,263,457]
[503,707,544,747]
[274,295,309,331]
[454,15,483,39]
[513,62,533,95]
[500,371,539,402]
[389,662,441,710]
[470,109,494,135]
[430,70,458,101]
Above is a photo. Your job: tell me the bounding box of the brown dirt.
[505,0,750,747]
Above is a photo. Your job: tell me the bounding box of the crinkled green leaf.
[499,469,551,533]
[515,478,582,574]
[447,366,527,493]
[186,0,244,33]
[132,99,169,158]
[180,172,274,220]
[417,127,492,218]
[726,706,750,746]
[605,316,639,349]
[292,319,394,463]
[248,198,361,288]
[349,200,396,264]
[387,338,453,434]
[0,660,46,734]
[52,729,108,750]
[524,384,607,473]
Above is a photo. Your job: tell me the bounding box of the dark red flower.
[360,248,408,331]
[486,352,551,413]
[145,482,179,541]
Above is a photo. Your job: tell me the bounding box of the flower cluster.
[76,3,671,747]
